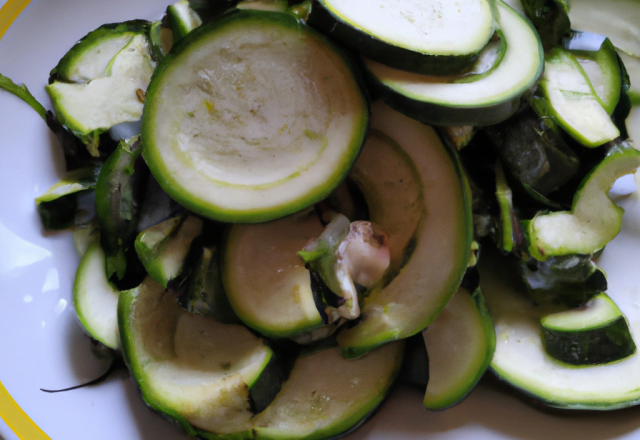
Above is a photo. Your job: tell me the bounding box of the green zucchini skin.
[142,9,370,224]
[521,0,569,51]
[306,0,481,76]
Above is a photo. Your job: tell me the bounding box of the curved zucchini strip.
[337,102,473,358]
[119,277,273,437]
[142,10,368,224]
[534,46,619,147]
[223,211,326,338]
[73,242,120,349]
[50,20,150,83]
[167,0,203,43]
[253,342,404,440]
[524,141,640,260]
[541,292,636,366]
[363,0,543,126]
[423,286,495,410]
[481,249,640,409]
[307,0,495,75]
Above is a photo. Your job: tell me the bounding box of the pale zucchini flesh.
[423,287,495,410]
[142,10,368,223]
[223,211,326,338]
[363,1,543,126]
[337,102,472,358]
[73,242,120,349]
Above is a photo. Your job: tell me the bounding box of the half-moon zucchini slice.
[142,10,369,223]
[363,0,543,126]
[336,102,473,358]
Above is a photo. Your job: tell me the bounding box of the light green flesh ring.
[364,1,542,117]
[142,11,368,223]
[119,277,273,437]
[336,102,472,358]
[422,287,495,410]
[526,142,640,260]
[481,249,640,409]
[539,46,619,147]
[223,211,325,338]
[253,342,404,440]
[320,0,494,56]
[73,242,120,349]
[47,34,155,137]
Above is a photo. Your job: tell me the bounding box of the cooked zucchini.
[167,0,203,43]
[363,1,542,126]
[142,10,368,223]
[307,0,495,75]
[336,102,472,358]
[541,292,636,366]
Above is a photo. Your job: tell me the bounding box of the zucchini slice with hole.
[73,242,120,350]
[336,102,473,358]
[362,0,543,126]
[541,292,636,366]
[253,341,404,440]
[142,10,368,224]
[307,0,495,75]
[223,210,326,338]
[481,248,640,409]
[118,277,274,437]
[422,286,495,410]
[524,141,640,260]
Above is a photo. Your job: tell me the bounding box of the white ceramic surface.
[2,1,640,439]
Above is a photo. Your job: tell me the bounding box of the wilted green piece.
[0,73,46,120]
[521,0,570,51]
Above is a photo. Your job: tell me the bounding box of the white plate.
[2,1,640,439]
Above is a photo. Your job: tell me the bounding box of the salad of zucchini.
[3,0,640,436]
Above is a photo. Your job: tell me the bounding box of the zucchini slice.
[363,0,543,126]
[119,277,273,437]
[336,102,473,358]
[307,0,495,75]
[422,287,495,410]
[135,215,203,289]
[534,46,619,147]
[47,34,155,154]
[524,141,640,260]
[142,10,368,224]
[253,342,404,440]
[223,210,326,338]
[167,0,203,43]
[481,249,640,409]
[541,292,636,366]
[73,242,120,350]
[50,20,149,83]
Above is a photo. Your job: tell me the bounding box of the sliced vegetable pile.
[3,0,640,437]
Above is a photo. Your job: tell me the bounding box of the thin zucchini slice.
[307,0,495,75]
[494,161,517,254]
[253,342,404,440]
[73,242,120,349]
[119,277,273,437]
[167,0,203,43]
[363,0,543,126]
[481,248,640,409]
[423,287,495,410]
[50,20,149,83]
[223,211,326,338]
[524,141,640,260]
[135,215,203,289]
[237,0,289,12]
[541,292,636,366]
[142,10,368,224]
[534,46,619,147]
[47,34,155,154]
[336,102,473,358]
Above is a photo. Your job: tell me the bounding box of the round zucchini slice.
[307,0,495,75]
[73,242,120,350]
[142,10,369,223]
[253,342,404,440]
[363,0,543,126]
[223,210,326,338]
[119,277,273,437]
[336,102,473,358]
